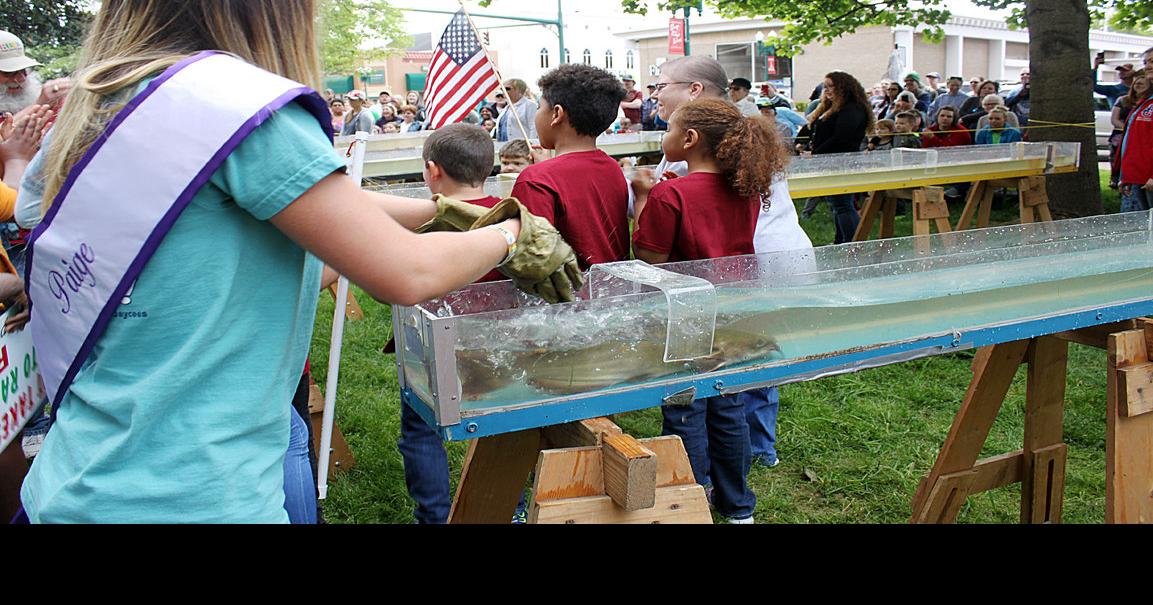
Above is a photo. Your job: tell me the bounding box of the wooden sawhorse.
[853,186,952,242]
[448,417,712,524]
[955,175,1053,231]
[911,319,1153,523]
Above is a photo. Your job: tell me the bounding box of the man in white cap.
[0,31,71,114]
[340,90,375,136]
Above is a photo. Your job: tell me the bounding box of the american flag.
[422,10,500,129]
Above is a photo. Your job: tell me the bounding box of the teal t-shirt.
[21,93,346,523]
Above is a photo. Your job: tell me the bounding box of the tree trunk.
[1026,0,1102,218]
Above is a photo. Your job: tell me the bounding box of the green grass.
[314,168,1125,523]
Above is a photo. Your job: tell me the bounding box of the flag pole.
[456,0,533,143]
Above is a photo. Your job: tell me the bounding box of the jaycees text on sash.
[47,243,97,314]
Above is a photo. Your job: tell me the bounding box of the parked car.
[1094,93,1113,158]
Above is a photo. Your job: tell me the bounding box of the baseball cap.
[926,71,941,79]
[755,97,774,108]
[730,77,752,90]
[346,90,366,101]
[0,31,41,73]
[904,71,922,84]
[621,74,636,82]
[646,83,656,89]
[1117,63,1135,76]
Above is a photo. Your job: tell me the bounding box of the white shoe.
[729,515,755,525]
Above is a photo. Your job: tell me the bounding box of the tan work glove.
[416,194,491,233]
[471,198,584,303]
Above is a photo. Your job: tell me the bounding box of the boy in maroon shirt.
[398,123,505,524]
[511,64,630,269]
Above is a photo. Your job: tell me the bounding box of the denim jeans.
[1120,186,1151,213]
[662,392,756,519]
[398,400,452,524]
[744,387,779,464]
[826,194,860,244]
[283,406,317,524]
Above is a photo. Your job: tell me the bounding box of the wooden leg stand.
[854,187,952,243]
[911,336,1069,523]
[327,284,365,321]
[956,176,1053,231]
[1106,319,1153,523]
[307,380,356,477]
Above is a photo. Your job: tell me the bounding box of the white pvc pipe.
[317,131,368,500]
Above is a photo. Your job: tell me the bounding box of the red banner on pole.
[668,18,685,55]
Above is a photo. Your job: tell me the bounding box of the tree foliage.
[0,0,93,78]
[317,0,411,75]
[621,0,1152,56]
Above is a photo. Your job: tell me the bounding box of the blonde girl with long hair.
[18,0,576,523]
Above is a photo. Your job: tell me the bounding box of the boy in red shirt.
[512,64,630,269]
[398,123,506,524]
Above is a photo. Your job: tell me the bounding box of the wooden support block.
[968,450,1024,494]
[1054,320,1139,350]
[1118,362,1153,417]
[601,432,657,511]
[1026,444,1067,524]
[913,188,950,220]
[327,284,365,321]
[912,469,978,524]
[531,435,697,504]
[307,381,325,415]
[531,485,712,524]
[450,428,541,524]
[642,435,699,487]
[309,411,356,476]
[542,416,622,449]
[1106,329,1153,523]
[1021,177,1048,206]
[532,446,604,501]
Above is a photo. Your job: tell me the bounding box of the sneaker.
[511,509,528,524]
[944,187,961,198]
[729,515,755,525]
[752,454,780,468]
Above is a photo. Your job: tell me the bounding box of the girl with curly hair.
[633,97,809,524]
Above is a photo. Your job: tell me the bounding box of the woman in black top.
[808,70,874,243]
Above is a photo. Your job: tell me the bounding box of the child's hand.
[529,145,551,165]
[0,105,48,163]
[631,167,657,197]
[36,77,72,109]
[922,130,934,139]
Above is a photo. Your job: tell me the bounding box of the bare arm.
[633,246,669,265]
[271,171,519,306]
[1111,105,1126,130]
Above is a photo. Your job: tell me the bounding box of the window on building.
[582,49,592,65]
[626,50,635,70]
[605,50,613,69]
[540,48,550,69]
[564,48,571,63]
[716,42,793,87]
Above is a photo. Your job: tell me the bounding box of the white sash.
[26,51,332,406]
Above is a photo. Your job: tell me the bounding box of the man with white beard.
[0,31,71,114]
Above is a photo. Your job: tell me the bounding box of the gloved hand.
[471,198,584,303]
[416,194,491,233]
